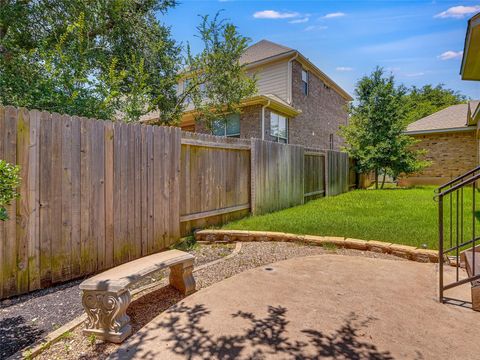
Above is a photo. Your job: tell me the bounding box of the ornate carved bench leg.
[169,260,196,295]
[82,289,132,343]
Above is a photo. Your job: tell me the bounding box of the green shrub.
[0,160,20,221]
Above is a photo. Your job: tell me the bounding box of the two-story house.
[145,40,352,150]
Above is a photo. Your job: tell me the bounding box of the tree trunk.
[375,168,378,189]
[381,170,387,189]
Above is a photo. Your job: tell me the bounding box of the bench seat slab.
[82,289,132,343]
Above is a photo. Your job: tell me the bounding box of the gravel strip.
[0,243,234,359]
[36,242,403,360]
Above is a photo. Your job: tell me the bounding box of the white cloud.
[336,67,353,72]
[253,10,299,19]
[434,5,480,19]
[289,17,309,24]
[405,72,425,77]
[304,25,328,31]
[438,50,463,60]
[323,12,346,19]
[386,67,401,73]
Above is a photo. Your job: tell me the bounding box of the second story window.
[301,69,309,95]
[329,134,334,150]
[212,114,240,138]
[270,112,288,143]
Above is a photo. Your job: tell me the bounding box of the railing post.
[438,194,444,303]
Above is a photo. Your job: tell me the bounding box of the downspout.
[261,99,271,140]
[287,52,299,104]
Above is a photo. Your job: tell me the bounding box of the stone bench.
[79,249,196,343]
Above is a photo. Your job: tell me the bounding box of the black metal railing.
[435,164,480,194]
[436,169,480,304]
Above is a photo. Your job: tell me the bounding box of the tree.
[0,160,20,221]
[341,67,429,189]
[172,13,257,130]
[404,84,467,124]
[1,0,181,123]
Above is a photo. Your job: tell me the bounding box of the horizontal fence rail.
[0,106,354,299]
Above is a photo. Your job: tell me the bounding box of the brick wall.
[399,131,478,186]
[290,60,348,150]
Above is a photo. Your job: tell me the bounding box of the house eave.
[179,95,302,127]
[405,126,476,135]
[461,12,480,80]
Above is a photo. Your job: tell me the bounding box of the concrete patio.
[111,254,480,359]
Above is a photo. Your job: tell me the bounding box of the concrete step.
[460,247,480,311]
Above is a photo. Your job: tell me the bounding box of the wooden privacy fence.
[0,106,181,299]
[251,140,305,215]
[0,106,353,299]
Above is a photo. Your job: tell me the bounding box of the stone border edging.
[14,242,243,359]
[195,230,439,263]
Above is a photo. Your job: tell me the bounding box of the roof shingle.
[405,104,472,133]
[240,40,294,65]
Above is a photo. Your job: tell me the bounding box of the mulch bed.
[0,243,234,359]
[35,241,402,359]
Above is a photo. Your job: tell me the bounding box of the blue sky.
[160,1,480,99]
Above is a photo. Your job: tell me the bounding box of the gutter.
[404,126,476,135]
[261,99,271,140]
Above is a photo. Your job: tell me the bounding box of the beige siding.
[248,61,289,102]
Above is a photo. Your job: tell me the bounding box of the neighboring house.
[146,40,352,150]
[399,102,480,186]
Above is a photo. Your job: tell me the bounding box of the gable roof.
[240,40,294,65]
[241,40,352,101]
[405,104,474,134]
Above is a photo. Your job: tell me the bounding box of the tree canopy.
[174,13,257,129]
[341,67,429,188]
[403,84,467,124]
[1,0,180,122]
[1,3,256,124]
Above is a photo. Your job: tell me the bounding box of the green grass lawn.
[222,187,479,250]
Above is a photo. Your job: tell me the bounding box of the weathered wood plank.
[153,126,164,251]
[113,122,123,265]
[140,125,148,256]
[133,124,142,258]
[39,111,52,288]
[91,120,105,271]
[80,118,93,274]
[15,108,30,294]
[146,125,154,254]
[0,107,4,298]
[50,113,63,283]
[27,110,41,292]
[3,106,18,297]
[104,121,114,268]
[60,115,73,282]
[70,117,82,277]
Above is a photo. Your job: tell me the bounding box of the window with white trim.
[270,112,288,143]
[212,114,240,138]
[301,69,309,95]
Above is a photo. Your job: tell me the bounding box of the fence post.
[250,138,256,215]
[324,150,329,197]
